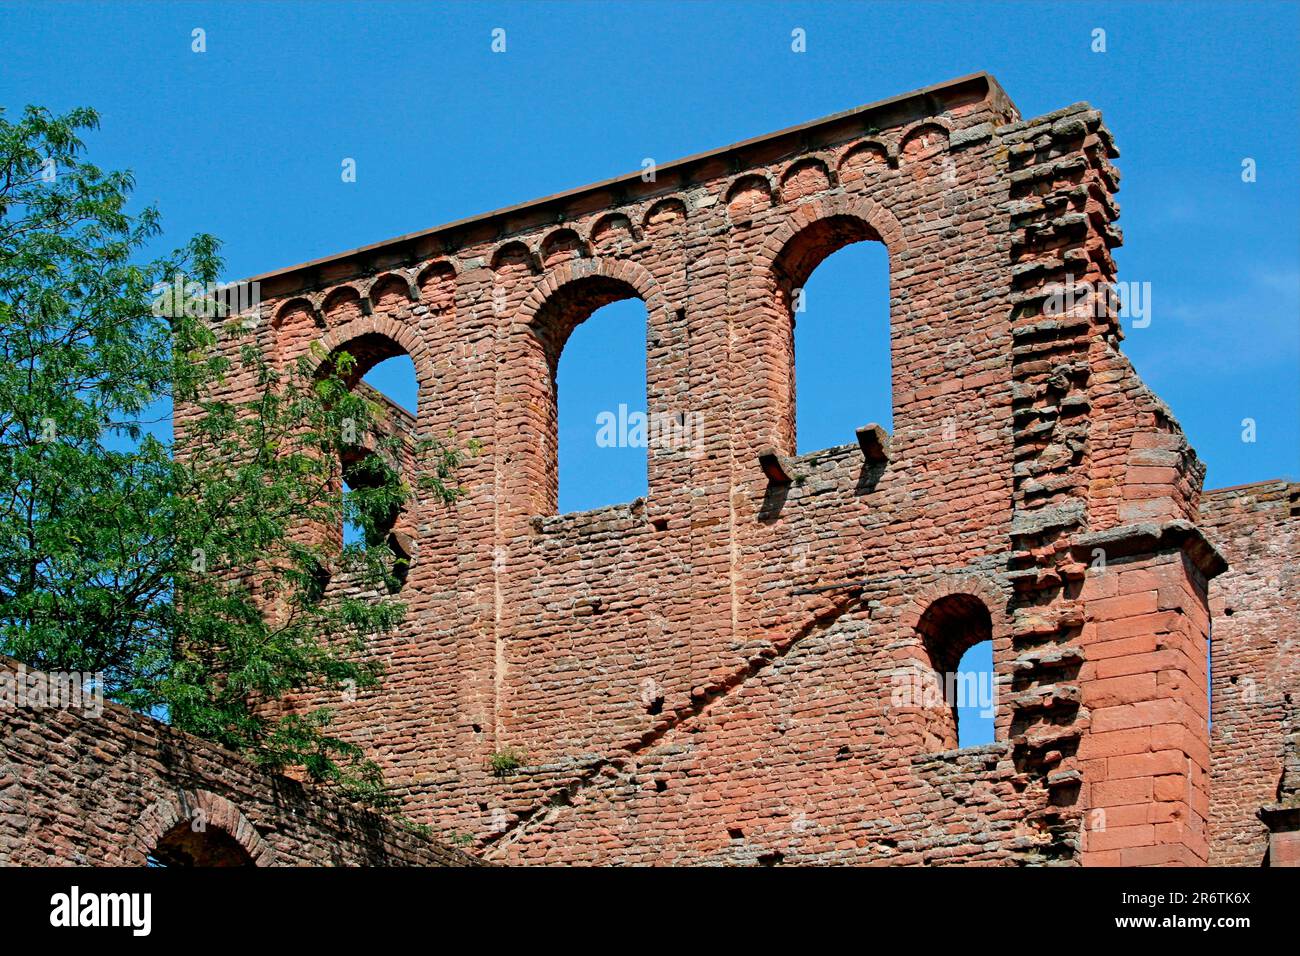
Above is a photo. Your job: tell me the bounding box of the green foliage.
[489,747,526,777]
[0,105,469,806]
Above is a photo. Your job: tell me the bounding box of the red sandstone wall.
[161,73,1241,866]
[0,656,475,866]
[1202,480,1300,865]
[490,590,1045,865]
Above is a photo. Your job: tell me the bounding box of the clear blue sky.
[4,1,1298,746]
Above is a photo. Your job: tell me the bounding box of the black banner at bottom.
[0,865,1279,943]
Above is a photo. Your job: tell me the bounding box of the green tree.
[0,105,468,804]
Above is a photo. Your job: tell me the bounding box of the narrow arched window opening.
[953,639,995,748]
[793,241,891,453]
[772,215,891,457]
[529,275,649,516]
[915,593,995,751]
[317,334,417,590]
[557,298,649,513]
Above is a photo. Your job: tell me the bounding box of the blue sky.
[3,1,1297,746]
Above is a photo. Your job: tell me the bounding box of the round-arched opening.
[557,298,649,513]
[915,593,995,751]
[792,241,891,453]
[147,821,255,867]
[528,274,649,515]
[771,214,892,456]
[319,332,411,390]
[315,332,419,590]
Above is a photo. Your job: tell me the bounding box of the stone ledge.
[1011,498,1087,537]
[1069,519,1228,578]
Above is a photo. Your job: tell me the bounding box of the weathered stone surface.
[3,72,1294,867]
[0,657,477,866]
[1201,480,1300,866]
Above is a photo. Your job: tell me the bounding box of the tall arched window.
[771,215,891,456]
[793,241,891,453]
[953,639,995,747]
[527,275,649,516]
[557,298,649,513]
[318,333,418,588]
[341,354,418,546]
[915,593,995,750]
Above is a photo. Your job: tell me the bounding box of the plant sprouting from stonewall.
[0,105,470,804]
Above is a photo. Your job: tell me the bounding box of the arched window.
[318,333,418,589]
[147,822,254,867]
[915,593,995,750]
[528,276,649,515]
[557,298,649,513]
[335,355,417,546]
[793,241,891,453]
[772,215,891,455]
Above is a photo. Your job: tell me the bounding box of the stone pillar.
[1071,521,1225,865]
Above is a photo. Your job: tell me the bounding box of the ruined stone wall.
[1202,480,1300,865]
[0,656,476,866]
[161,73,1237,866]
